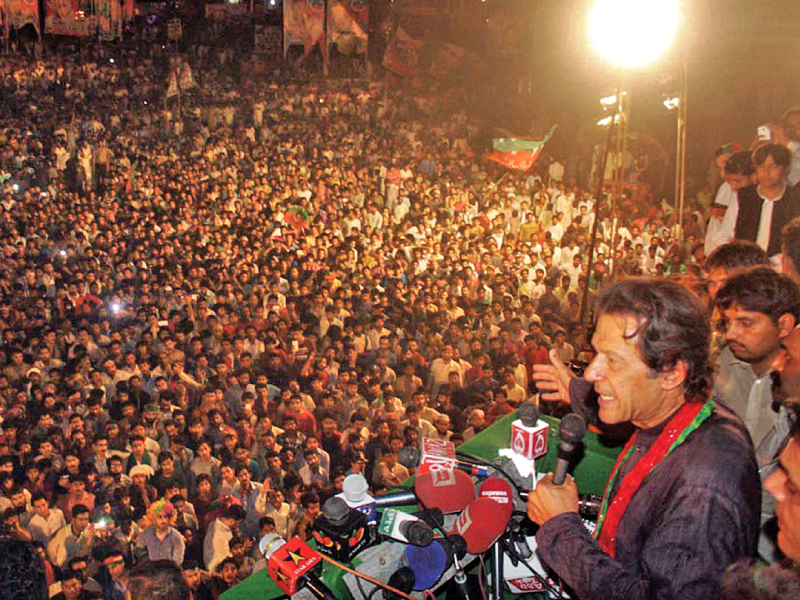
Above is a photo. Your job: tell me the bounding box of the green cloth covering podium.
[221,410,622,600]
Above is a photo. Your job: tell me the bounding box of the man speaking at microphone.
[528,279,760,600]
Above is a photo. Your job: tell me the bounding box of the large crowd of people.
[1,29,800,600]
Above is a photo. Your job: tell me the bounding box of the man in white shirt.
[204,505,245,572]
[27,493,66,545]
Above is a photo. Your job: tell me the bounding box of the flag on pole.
[178,62,196,90]
[487,125,557,171]
[166,72,178,98]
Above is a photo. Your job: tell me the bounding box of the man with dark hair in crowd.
[719,144,800,260]
[704,240,771,302]
[129,559,190,600]
[715,267,800,467]
[529,278,760,600]
[781,217,800,283]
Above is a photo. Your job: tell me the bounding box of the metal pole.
[677,58,688,236]
[491,540,503,600]
[322,0,329,76]
[579,94,619,325]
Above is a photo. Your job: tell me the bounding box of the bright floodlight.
[589,0,679,68]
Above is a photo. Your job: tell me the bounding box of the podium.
[221,410,623,600]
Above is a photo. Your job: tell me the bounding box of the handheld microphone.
[552,413,587,485]
[379,508,434,547]
[453,497,510,554]
[311,497,370,562]
[264,535,336,600]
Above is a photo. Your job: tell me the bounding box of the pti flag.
[487,125,557,171]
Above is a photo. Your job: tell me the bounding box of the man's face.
[756,155,787,189]
[62,577,82,600]
[721,304,785,372]
[774,328,800,406]
[584,313,676,429]
[306,453,320,468]
[184,569,202,589]
[725,172,752,191]
[154,512,170,531]
[73,512,90,533]
[33,498,49,517]
[765,437,800,562]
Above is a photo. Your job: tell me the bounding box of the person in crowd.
[135,499,185,565]
[129,559,191,600]
[47,504,96,568]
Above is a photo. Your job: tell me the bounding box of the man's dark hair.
[753,143,792,170]
[0,540,48,600]
[72,503,90,518]
[259,516,276,529]
[705,240,770,273]
[782,217,800,277]
[596,278,712,401]
[721,559,800,600]
[716,266,800,324]
[300,491,320,509]
[725,151,755,176]
[221,505,246,521]
[129,560,190,600]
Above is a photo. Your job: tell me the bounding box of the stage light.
[589,0,679,68]
[597,114,621,127]
[663,96,680,110]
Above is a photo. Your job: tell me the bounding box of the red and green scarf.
[595,399,714,558]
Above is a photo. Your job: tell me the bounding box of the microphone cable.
[456,450,528,498]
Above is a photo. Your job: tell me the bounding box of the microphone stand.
[490,540,504,600]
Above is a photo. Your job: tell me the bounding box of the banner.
[327,0,367,55]
[487,125,557,172]
[96,0,122,40]
[254,24,282,56]
[123,0,134,23]
[205,2,247,19]
[7,0,40,33]
[382,27,467,78]
[45,0,92,36]
[283,0,324,57]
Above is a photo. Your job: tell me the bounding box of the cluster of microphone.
[262,407,589,600]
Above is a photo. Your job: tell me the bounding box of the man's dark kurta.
[535,378,761,600]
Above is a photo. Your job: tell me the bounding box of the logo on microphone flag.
[268,537,321,596]
[510,419,549,461]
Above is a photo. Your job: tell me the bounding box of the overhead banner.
[283,0,324,56]
[7,0,40,33]
[383,27,467,78]
[96,0,122,39]
[123,0,134,23]
[205,2,247,19]
[45,0,91,36]
[328,0,367,55]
